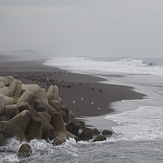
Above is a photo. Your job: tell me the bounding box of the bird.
[81,97,84,101]
[72,100,76,104]
[91,101,94,105]
[98,107,101,110]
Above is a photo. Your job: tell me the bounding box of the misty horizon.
[1,0,163,58]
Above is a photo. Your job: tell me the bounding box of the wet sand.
[0,58,145,117]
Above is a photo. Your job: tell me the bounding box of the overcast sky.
[0,0,163,58]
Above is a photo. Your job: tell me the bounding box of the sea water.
[1,57,163,162]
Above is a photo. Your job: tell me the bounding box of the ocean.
[1,57,163,163]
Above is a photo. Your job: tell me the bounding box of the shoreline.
[0,58,145,118]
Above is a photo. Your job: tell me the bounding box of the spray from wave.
[44,57,163,75]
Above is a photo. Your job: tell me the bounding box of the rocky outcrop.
[0,75,112,147]
[17,144,32,158]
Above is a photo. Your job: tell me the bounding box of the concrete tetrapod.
[25,117,42,141]
[0,110,32,141]
[35,88,57,115]
[18,102,54,140]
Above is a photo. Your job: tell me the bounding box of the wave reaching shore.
[0,56,163,162]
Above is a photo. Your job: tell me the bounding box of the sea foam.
[106,106,163,141]
[44,57,163,76]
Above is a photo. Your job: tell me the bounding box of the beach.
[1,56,163,163]
[0,58,144,118]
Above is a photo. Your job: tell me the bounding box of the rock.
[17,90,35,107]
[38,112,51,123]
[93,135,106,142]
[4,96,16,105]
[17,144,32,158]
[1,110,32,140]
[0,87,12,96]
[62,107,70,123]
[33,99,42,109]
[79,127,93,141]
[47,85,59,101]
[9,79,22,99]
[53,131,67,145]
[0,133,5,146]
[50,112,66,132]
[78,120,85,129]
[35,88,57,114]
[25,117,42,141]
[5,104,19,119]
[0,82,5,89]
[0,115,8,121]
[69,112,75,121]
[66,119,81,136]
[18,102,54,140]
[35,106,47,112]
[49,100,63,110]
[58,97,63,105]
[22,84,40,93]
[102,130,113,136]
[0,95,5,116]
[0,77,5,82]
[4,76,14,86]
[92,128,100,136]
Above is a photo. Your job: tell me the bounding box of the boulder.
[35,106,47,112]
[47,85,59,101]
[58,97,63,105]
[0,95,5,116]
[17,144,32,158]
[0,82,5,89]
[5,104,19,119]
[9,79,22,99]
[93,135,106,142]
[0,110,32,140]
[17,90,35,107]
[66,119,81,136]
[4,96,16,105]
[25,117,42,141]
[0,77,5,82]
[22,84,40,93]
[49,100,63,110]
[4,76,14,86]
[50,112,66,132]
[0,87,12,96]
[35,88,57,114]
[53,131,67,145]
[33,99,42,109]
[0,115,8,121]
[102,130,113,136]
[62,107,70,123]
[0,133,5,146]
[18,102,54,140]
[38,112,51,123]
[92,128,100,136]
[79,127,93,141]
[69,112,75,121]
[78,120,85,129]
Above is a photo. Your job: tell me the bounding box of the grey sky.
[0,0,163,58]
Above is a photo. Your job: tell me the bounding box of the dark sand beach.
[0,57,145,117]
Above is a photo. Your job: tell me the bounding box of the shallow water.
[1,138,163,163]
[1,57,163,162]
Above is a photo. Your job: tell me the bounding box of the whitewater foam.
[44,57,163,76]
[106,106,163,141]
